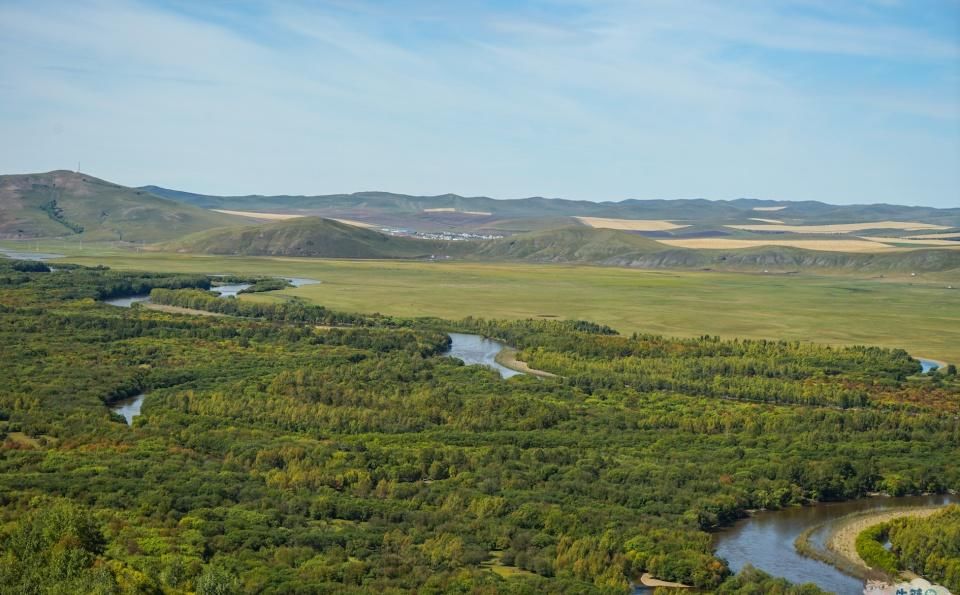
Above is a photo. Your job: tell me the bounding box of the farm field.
[657,238,903,252]
[858,236,960,247]
[726,221,952,233]
[40,247,960,364]
[210,209,304,220]
[574,216,689,230]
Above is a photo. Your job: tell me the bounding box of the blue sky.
[1,0,958,207]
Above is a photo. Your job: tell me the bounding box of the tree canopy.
[1,261,956,593]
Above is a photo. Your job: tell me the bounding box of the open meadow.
[28,244,960,364]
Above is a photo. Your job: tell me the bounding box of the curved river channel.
[633,494,958,594]
[444,332,521,378]
[713,494,959,594]
[109,332,518,424]
[103,277,322,307]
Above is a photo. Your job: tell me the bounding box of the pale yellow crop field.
[210,210,376,228]
[575,217,689,231]
[752,206,786,211]
[657,238,899,252]
[423,208,492,216]
[749,218,785,224]
[905,232,960,240]
[330,218,377,228]
[211,209,304,220]
[859,236,960,247]
[726,221,950,234]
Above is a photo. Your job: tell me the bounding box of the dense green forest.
[855,505,960,590]
[0,261,958,593]
[887,505,960,590]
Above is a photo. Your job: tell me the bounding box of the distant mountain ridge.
[140,184,960,226]
[2,172,957,277]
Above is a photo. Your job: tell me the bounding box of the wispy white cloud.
[0,0,956,206]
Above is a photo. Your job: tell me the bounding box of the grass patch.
[4,432,42,449]
[856,523,899,576]
[481,551,537,579]
[7,243,960,363]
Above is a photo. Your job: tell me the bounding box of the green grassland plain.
[14,242,957,365]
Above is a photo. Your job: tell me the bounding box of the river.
[110,393,146,425]
[0,248,64,261]
[103,295,151,307]
[214,277,321,294]
[104,333,514,424]
[445,332,521,379]
[285,277,321,287]
[212,283,252,297]
[103,277,322,307]
[211,276,323,296]
[712,494,959,594]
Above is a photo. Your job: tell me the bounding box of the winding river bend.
[103,283,252,306]
[713,494,959,594]
[103,277,320,308]
[445,333,521,379]
[105,333,519,424]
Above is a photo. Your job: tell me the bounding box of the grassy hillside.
[598,244,960,275]
[470,225,667,262]
[467,227,960,274]
[164,216,461,259]
[0,171,245,242]
[688,245,960,274]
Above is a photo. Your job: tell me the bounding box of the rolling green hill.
[166,219,677,263]
[164,217,460,259]
[0,171,246,242]
[634,245,960,275]
[470,227,960,274]
[161,217,960,276]
[470,225,667,262]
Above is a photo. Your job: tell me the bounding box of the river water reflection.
[103,295,150,307]
[445,333,521,379]
[211,283,251,297]
[713,494,959,594]
[110,393,146,426]
[0,248,63,261]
